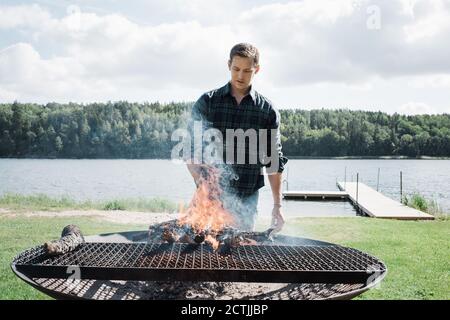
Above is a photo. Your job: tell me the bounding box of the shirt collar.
[222,81,256,102]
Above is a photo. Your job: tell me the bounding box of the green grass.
[1,214,449,300]
[0,193,177,213]
[101,197,177,212]
[402,193,446,219]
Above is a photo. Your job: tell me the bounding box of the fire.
[178,166,235,248]
[205,235,220,250]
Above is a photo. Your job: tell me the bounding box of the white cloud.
[0,43,41,82]
[408,74,450,88]
[0,42,107,101]
[238,0,450,85]
[0,0,449,112]
[0,7,237,102]
[0,87,17,101]
[0,4,52,29]
[403,0,450,42]
[399,102,438,115]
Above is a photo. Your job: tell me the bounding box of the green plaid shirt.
[190,82,288,196]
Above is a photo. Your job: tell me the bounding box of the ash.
[35,277,365,300]
[122,281,283,300]
[89,280,365,300]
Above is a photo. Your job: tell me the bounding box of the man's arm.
[265,107,288,232]
[268,172,285,232]
[268,172,282,204]
[186,95,209,186]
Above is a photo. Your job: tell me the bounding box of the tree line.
[1,102,449,158]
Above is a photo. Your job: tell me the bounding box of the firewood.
[148,220,187,243]
[44,224,85,255]
[217,228,275,254]
[148,219,275,252]
[161,228,180,243]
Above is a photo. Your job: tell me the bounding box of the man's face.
[228,56,260,92]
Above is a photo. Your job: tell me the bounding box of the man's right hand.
[271,204,285,233]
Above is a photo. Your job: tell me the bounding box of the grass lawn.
[1,213,449,300]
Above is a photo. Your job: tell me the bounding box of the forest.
[1,101,449,158]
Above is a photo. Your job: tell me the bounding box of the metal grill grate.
[12,243,386,284]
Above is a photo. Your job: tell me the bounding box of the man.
[187,43,288,232]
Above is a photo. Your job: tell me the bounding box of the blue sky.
[1,0,450,114]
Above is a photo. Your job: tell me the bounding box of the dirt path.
[0,208,177,225]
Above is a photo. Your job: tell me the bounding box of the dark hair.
[229,43,259,66]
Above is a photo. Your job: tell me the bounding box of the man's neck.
[230,83,251,98]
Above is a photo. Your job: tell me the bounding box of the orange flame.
[178,166,235,243]
[205,234,220,250]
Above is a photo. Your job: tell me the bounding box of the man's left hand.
[271,204,285,233]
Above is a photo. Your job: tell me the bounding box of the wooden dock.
[336,182,434,220]
[283,190,348,200]
[282,182,435,220]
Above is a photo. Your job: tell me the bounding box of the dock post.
[356,173,359,213]
[344,166,347,190]
[377,168,380,191]
[283,166,289,191]
[400,171,403,203]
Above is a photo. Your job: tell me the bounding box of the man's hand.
[271,204,285,233]
[268,172,284,233]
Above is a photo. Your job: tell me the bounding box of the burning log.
[218,227,276,246]
[216,227,275,254]
[44,224,85,255]
[148,219,275,252]
[148,220,195,244]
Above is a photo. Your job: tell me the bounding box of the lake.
[1,159,449,217]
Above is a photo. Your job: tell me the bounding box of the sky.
[0,0,450,114]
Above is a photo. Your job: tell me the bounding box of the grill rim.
[12,242,387,284]
[14,265,386,284]
[10,231,389,300]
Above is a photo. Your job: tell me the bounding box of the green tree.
[55,136,63,153]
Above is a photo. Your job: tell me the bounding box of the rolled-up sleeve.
[266,107,288,173]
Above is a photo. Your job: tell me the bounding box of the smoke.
[255,216,311,245]
[170,102,284,232]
